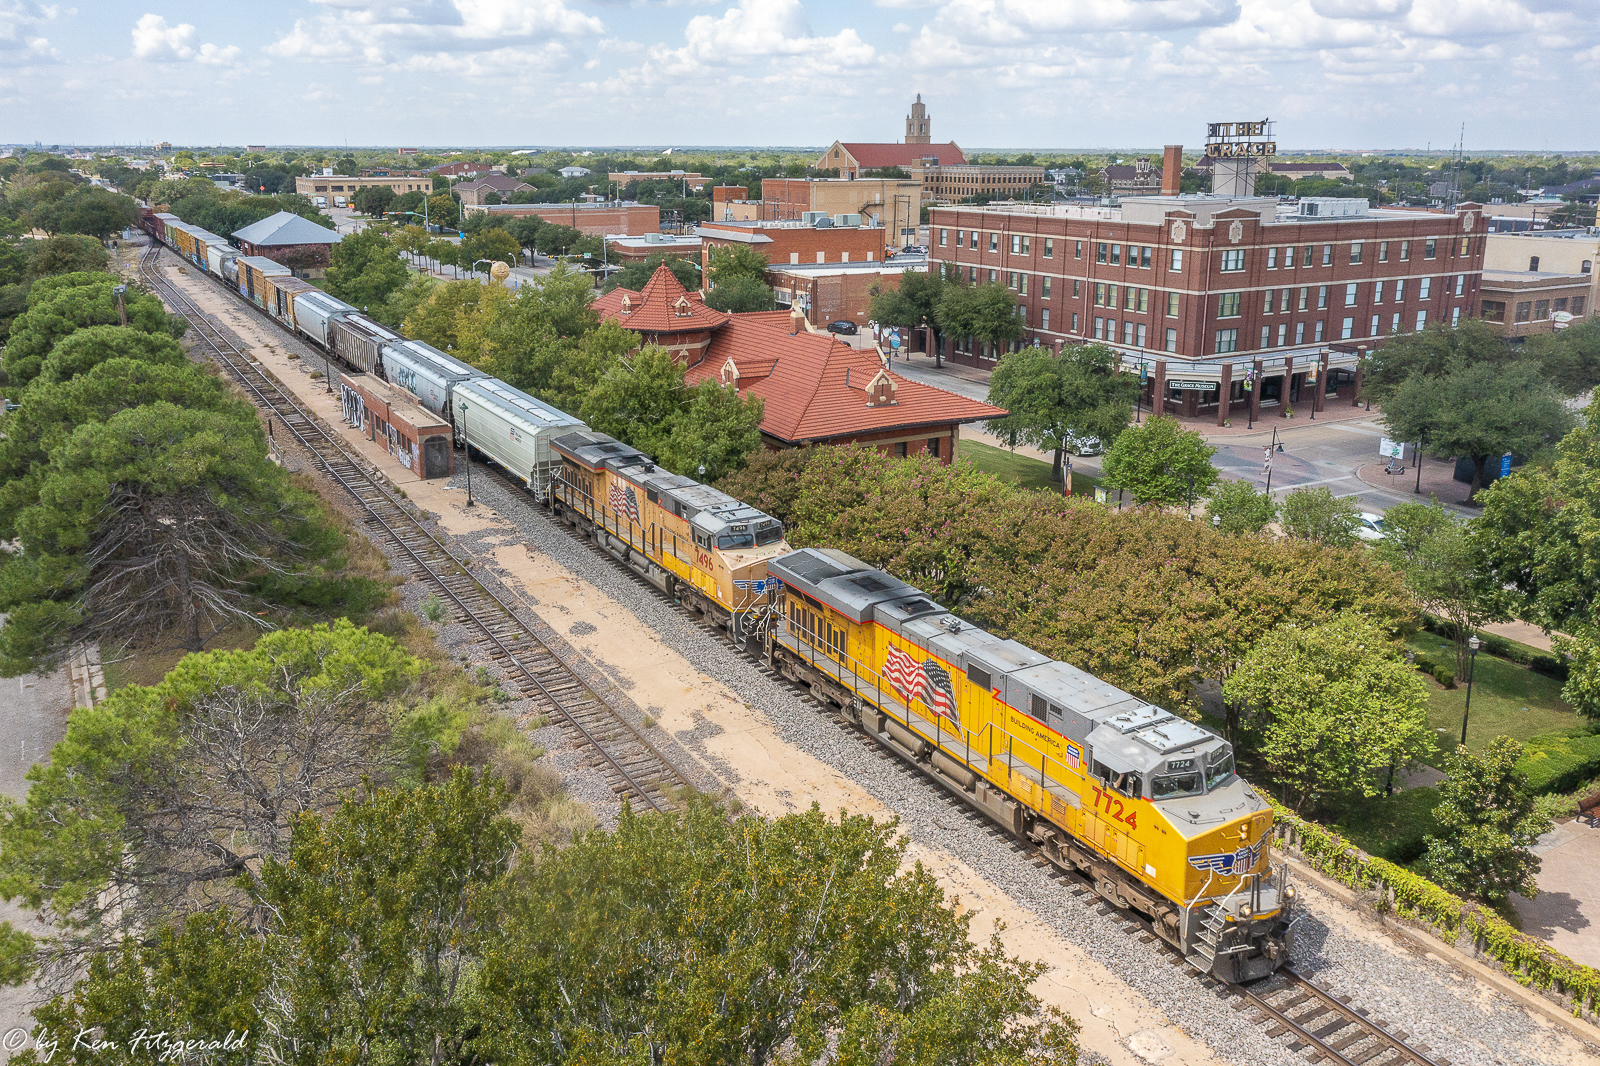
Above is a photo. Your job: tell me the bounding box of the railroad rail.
[136,241,696,813]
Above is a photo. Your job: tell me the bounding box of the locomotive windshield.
[755,522,784,546]
[1206,752,1236,791]
[1151,771,1204,800]
[716,531,756,549]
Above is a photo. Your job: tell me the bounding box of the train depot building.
[929,193,1487,423]
[593,264,1004,461]
[232,210,342,273]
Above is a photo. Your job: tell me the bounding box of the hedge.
[1419,613,1570,682]
[1270,799,1600,1017]
[1517,727,1600,796]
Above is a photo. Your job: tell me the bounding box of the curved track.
[136,241,696,813]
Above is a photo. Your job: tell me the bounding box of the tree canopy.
[1423,738,1553,903]
[1277,485,1361,547]
[985,343,1136,480]
[703,272,777,313]
[1377,500,1505,678]
[3,273,175,391]
[1100,415,1220,506]
[325,230,409,312]
[1204,479,1277,535]
[935,280,1022,350]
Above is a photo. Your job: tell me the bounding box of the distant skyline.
[3,1,1597,152]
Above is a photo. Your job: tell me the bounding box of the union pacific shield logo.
[1188,839,1265,876]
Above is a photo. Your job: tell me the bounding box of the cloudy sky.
[2,0,1596,151]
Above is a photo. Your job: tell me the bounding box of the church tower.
[905,94,930,144]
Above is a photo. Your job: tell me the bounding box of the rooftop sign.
[1205,118,1276,159]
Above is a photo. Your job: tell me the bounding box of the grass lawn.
[1325,786,1442,865]
[958,439,1100,496]
[1405,630,1578,756]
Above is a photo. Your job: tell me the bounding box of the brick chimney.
[1162,145,1183,196]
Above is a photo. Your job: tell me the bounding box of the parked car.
[1355,512,1386,542]
[1065,433,1103,456]
[900,244,926,255]
[826,320,858,336]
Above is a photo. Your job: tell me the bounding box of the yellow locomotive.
[549,431,789,640]
[766,547,1296,982]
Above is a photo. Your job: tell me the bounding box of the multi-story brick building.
[461,201,660,236]
[698,220,889,274]
[1483,229,1599,324]
[294,173,432,201]
[929,194,1486,422]
[762,178,924,242]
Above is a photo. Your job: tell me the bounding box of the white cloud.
[1,0,61,55]
[268,0,605,66]
[131,13,240,64]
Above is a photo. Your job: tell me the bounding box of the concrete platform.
[1512,818,1600,969]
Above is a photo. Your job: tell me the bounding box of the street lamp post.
[459,401,475,508]
[1135,348,1148,424]
[1459,635,1481,746]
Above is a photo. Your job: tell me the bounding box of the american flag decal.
[885,645,959,727]
[608,480,640,523]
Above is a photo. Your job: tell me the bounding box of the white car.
[1355,512,1386,542]
[1066,433,1103,456]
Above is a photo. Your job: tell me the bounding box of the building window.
[1317,285,1329,310]
[896,442,908,458]
[1098,242,1108,264]
[1515,301,1532,323]
[1109,284,1119,307]
[1314,320,1325,342]
[1267,247,1278,269]
[1167,291,1179,317]
[1400,240,1410,261]
[1072,312,1080,332]
[1374,280,1384,303]
[1170,248,1183,271]
[1394,278,1405,300]
[1044,238,1054,258]
[1425,237,1437,259]
[1123,322,1135,344]
[1283,245,1295,269]
[1573,296,1587,314]
[1018,306,1028,325]
[1011,235,1021,254]
[1415,310,1427,330]
[928,437,941,458]
[1534,299,1550,320]
[1076,240,1083,259]
[1072,279,1081,298]
[1295,321,1305,344]
[986,232,996,252]
[1263,289,1274,314]
[939,229,948,246]
[1020,274,1029,296]
[1141,246,1152,268]
[988,269,997,283]
[1583,260,1592,275]
[1218,292,1242,317]
[1021,236,1030,255]
[1298,286,1309,311]
[1009,271,1018,289]
[1555,298,1569,313]
[1322,244,1333,266]
[1341,317,1354,340]
[1460,237,1470,256]
[1123,286,1136,311]
[1094,316,1105,339]
[1165,327,1177,353]
[1094,282,1106,306]
[1215,328,1239,354]
[1419,277,1432,300]
[1111,244,1122,266]
[1455,274,1465,297]
[1260,325,1271,349]
[1221,249,1245,271]
[968,266,977,281]
[1302,245,1314,267]
[1108,318,1118,339]
[1451,306,1462,326]
[1350,242,1363,264]
[970,231,979,249]
[1379,241,1389,263]
[1344,282,1357,307]
[1370,314,1380,336]
[1136,322,1147,346]
[1041,308,1050,330]
[1481,300,1506,322]
[1277,323,1288,346]
[1042,275,1052,298]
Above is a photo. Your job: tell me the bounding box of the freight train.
[138,211,1296,981]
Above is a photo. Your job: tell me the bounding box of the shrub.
[1531,654,1570,681]
[420,592,445,624]
[1516,727,1600,795]
[1433,664,1456,688]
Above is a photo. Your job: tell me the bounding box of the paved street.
[886,352,1473,517]
[0,658,74,1057]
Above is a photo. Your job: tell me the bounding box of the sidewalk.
[1355,456,1476,507]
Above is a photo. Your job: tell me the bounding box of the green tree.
[1100,415,1220,506]
[492,316,636,415]
[325,229,408,311]
[1381,359,1572,495]
[656,378,765,482]
[427,193,460,227]
[935,280,1022,355]
[1521,319,1600,396]
[1222,612,1433,811]
[31,186,138,239]
[3,274,173,391]
[1362,318,1512,401]
[1376,500,1505,678]
[1423,738,1553,902]
[350,183,397,217]
[602,250,698,294]
[705,241,771,287]
[462,227,520,275]
[1205,479,1278,535]
[869,269,950,359]
[985,343,1136,481]
[32,324,186,387]
[580,345,685,457]
[0,403,348,671]
[25,234,108,279]
[1278,485,1361,546]
[703,272,776,312]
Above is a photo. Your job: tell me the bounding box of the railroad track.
[137,239,1452,1066]
[135,241,696,813]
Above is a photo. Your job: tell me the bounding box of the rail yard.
[129,229,1596,1066]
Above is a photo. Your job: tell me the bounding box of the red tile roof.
[591,263,728,334]
[688,315,1003,443]
[837,142,967,169]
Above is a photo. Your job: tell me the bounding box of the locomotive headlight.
[1238,904,1253,919]
[1283,885,1297,901]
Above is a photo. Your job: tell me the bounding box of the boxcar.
[450,377,585,499]
[262,275,319,330]
[380,340,485,420]
[236,256,291,310]
[327,313,403,376]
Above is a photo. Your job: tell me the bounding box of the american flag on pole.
[885,645,958,726]
[608,480,640,524]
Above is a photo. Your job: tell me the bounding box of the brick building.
[929,194,1486,422]
[1478,271,1591,338]
[294,173,431,200]
[608,170,708,191]
[766,262,910,328]
[231,210,341,270]
[604,233,703,265]
[761,178,923,244]
[455,174,534,206]
[461,200,660,236]
[593,265,1002,459]
[339,373,454,480]
[698,219,887,275]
